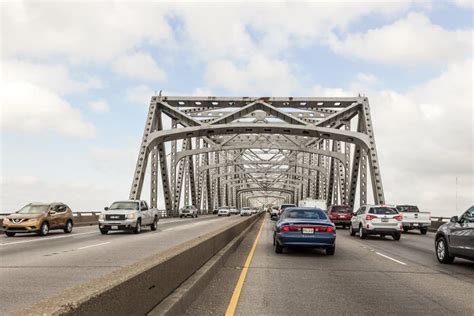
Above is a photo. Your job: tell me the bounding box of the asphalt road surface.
[0,215,245,315]
[186,216,474,316]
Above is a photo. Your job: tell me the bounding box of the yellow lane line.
[225,218,266,316]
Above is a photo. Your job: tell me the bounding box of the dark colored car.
[435,206,474,264]
[327,205,353,229]
[273,207,336,255]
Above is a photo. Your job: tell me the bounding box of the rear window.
[281,204,296,210]
[284,209,327,220]
[396,205,419,213]
[331,206,352,213]
[369,207,398,215]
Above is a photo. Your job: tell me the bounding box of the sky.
[0,0,472,217]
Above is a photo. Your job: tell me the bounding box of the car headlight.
[99,214,105,220]
[126,213,136,219]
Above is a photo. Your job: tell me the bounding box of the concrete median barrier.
[11,213,264,316]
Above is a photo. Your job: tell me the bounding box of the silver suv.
[179,205,198,218]
[349,205,403,240]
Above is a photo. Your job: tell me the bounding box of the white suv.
[349,205,403,240]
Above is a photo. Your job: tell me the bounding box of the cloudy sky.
[1,0,472,216]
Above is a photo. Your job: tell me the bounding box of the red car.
[327,205,353,229]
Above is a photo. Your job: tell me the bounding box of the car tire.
[359,225,367,239]
[403,227,409,233]
[420,228,428,235]
[218,214,221,217]
[342,225,346,229]
[349,224,356,236]
[436,237,455,264]
[133,219,141,234]
[151,217,158,231]
[100,228,108,235]
[38,221,49,236]
[393,232,401,240]
[326,245,336,256]
[64,220,73,234]
[5,232,15,237]
[275,241,283,254]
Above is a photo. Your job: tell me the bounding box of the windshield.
[331,206,352,213]
[109,202,139,210]
[396,205,419,212]
[284,209,327,220]
[369,207,398,215]
[17,204,49,214]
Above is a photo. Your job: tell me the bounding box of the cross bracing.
[130,96,385,215]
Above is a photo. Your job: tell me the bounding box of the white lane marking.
[376,252,407,265]
[78,242,110,250]
[0,231,97,246]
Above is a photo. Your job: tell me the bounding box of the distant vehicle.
[327,205,353,229]
[273,207,336,255]
[229,206,239,215]
[435,206,474,264]
[270,206,280,220]
[299,199,327,212]
[250,207,258,214]
[240,207,252,216]
[278,203,296,215]
[349,205,403,240]
[218,206,231,217]
[395,205,431,234]
[98,200,158,234]
[179,205,198,218]
[3,202,74,237]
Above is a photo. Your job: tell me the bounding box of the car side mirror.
[450,216,459,223]
[104,207,109,211]
[49,210,56,215]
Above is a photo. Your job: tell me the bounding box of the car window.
[109,202,139,210]
[284,209,327,220]
[369,207,398,215]
[331,206,352,213]
[57,204,67,213]
[396,205,419,212]
[461,209,474,223]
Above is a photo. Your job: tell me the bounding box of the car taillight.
[325,226,335,233]
[393,215,403,221]
[366,214,377,220]
[281,226,290,232]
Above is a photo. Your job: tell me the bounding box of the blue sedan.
[273,207,336,255]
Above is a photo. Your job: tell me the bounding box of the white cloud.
[204,56,300,95]
[2,59,103,95]
[112,52,166,82]
[0,81,95,138]
[327,12,472,66]
[126,84,157,106]
[451,0,472,8]
[88,100,110,113]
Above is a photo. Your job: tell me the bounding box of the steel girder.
[130,96,385,215]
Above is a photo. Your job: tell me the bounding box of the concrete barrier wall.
[12,213,263,316]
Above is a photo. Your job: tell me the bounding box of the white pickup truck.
[395,205,431,234]
[98,200,159,234]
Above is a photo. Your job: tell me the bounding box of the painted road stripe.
[376,252,407,265]
[78,242,110,250]
[225,218,265,316]
[0,231,97,246]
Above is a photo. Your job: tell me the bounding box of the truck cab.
[98,200,159,234]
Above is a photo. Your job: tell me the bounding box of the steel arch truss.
[130,96,385,215]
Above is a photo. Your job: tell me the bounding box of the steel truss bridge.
[129,96,385,215]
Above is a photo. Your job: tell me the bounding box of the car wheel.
[133,219,141,234]
[326,245,336,256]
[38,221,49,236]
[436,237,455,264]
[275,241,283,254]
[63,220,73,234]
[341,225,346,229]
[100,228,108,235]
[349,224,356,236]
[151,217,158,231]
[403,227,409,233]
[420,228,428,235]
[5,232,15,237]
[392,232,401,240]
[359,225,367,239]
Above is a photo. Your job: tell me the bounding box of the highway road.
[0,215,246,315]
[185,216,474,316]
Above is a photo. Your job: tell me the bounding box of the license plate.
[381,218,389,222]
[111,226,118,230]
[302,228,314,234]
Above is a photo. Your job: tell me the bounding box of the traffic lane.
[350,229,474,277]
[0,214,246,315]
[186,216,473,315]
